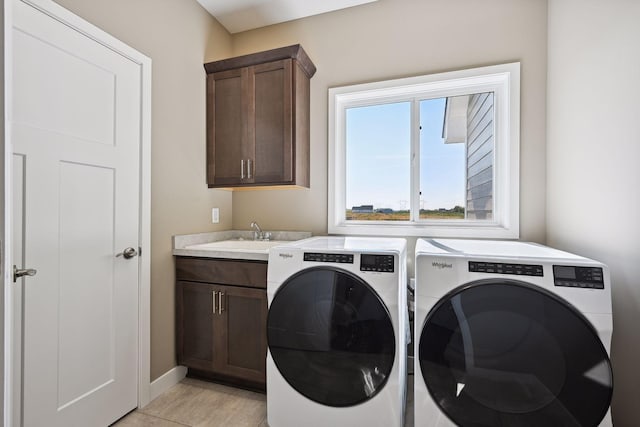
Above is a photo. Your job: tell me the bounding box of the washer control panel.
[469,261,543,277]
[303,252,395,272]
[303,252,354,264]
[553,265,605,289]
[360,254,395,273]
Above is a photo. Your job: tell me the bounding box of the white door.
[11,0,143,425]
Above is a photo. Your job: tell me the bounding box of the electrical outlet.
[211,208,219,224]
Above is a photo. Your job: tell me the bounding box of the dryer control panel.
[360,254,395,273]
[553,265,605,289]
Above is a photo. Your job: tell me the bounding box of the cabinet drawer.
[175,257,267,289]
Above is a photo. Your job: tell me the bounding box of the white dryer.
[267,236,407,427]
[414,239,613,427]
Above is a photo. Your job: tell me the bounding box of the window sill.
[328,221,519,239]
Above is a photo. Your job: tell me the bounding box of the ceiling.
[196,0,378,34]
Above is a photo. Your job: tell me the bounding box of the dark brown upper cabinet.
[204,45,316,188]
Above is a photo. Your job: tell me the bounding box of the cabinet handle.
[247,159,252,179]
[240,160,245,179]
[219,292,225,313]
[212,291,217,314]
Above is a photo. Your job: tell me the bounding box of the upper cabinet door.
[250,60,293,185]
[208,68,249,186]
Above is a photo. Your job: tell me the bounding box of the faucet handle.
[250,221,264,240]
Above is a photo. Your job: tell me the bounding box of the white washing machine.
[414,239,613,427]
[267,236,407,427]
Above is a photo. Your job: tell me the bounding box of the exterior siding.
[466,92,494,220]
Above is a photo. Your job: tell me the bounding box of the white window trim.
[328,62,520,238]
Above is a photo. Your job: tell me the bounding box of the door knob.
[13,265,37,283]
[116,247,138,259]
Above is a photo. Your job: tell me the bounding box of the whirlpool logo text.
[432,261,453,269]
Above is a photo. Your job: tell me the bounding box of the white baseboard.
[147,365,188,403]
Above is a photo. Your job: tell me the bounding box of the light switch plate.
[211,208,219,223]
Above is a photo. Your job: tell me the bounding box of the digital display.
[553,266,576,280]
[360,254,394,272]
[360,255,377,267]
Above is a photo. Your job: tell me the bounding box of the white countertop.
[173,230,312,261]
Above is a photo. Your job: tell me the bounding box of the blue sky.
[345,97,465,211]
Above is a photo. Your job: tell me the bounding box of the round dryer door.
[419,279,613,427]
[268,266,396,407]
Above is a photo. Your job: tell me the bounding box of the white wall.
[547,1,640,425]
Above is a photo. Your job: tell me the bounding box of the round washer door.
[268,266,396,407]
[419,279,613,427]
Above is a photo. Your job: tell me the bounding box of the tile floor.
[113,375,415,427]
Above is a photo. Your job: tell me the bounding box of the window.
[328,63,520,238]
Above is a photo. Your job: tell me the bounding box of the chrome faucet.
[250,221,264,241]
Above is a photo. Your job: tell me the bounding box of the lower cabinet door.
[214,285,268,385]
[176,281,218,371]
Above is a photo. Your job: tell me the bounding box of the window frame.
[328,63,520,238]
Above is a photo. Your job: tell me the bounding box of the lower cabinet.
[175,257,268,389]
